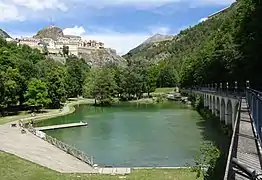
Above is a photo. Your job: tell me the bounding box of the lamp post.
[226,82,229,95]
[246,80,250,89]
[235,81,238,95]
[220,83,222,92]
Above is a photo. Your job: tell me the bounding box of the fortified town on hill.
[5,26,105,57]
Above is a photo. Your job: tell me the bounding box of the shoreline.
[22,99,96,124]
[0,99,95,125]
[1,97,185,125]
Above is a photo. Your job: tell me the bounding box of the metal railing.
[224,98,242,180]
[27,125,94,167]
[246,88,262,144]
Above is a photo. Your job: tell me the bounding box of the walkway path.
[0,104,131,175]
[0,122,95,173]
[232,99,262,179]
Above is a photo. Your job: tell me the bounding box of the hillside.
[124,14,225,65]
[126,34,174,60]
[123,1,262,88]
[79,48,126,67]
[33,26,64,40]
[0,29,11,39]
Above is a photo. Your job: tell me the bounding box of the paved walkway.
[231,99,262,179]
[0,122,95,173]
[0,105,131,175]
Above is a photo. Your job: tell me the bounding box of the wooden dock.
[35,122,88,131]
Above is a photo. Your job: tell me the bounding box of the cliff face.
[79,48,126,67]
[33,26,64,40]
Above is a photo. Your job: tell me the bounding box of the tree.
[84,68,117,106]
[66,56,90,98]
[1,67,22,108]
[42,45,49,55]
[192,143,220,179]
[45,64,67,108]
[25,78,50,111]
[62,45,69,57]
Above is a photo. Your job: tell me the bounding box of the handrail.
[246,88,262,144]
[223,98,242,180]
[27,125,94,167]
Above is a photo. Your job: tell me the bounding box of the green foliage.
[66,56,90,98]
[84,68,117,106]
[125,1,262,89]
[45,61,68,108]
[62,45,69,56]
[192,143,220,179]
[25,78,50,111]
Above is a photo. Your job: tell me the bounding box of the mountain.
[143,34,174,44]
[123,6,231,65]
[126,34,174,57]
[0,29,11,39]
[33,26,64,40]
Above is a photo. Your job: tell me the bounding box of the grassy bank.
[154,88,175,93]
[188,94,231,180]
[0,99,95,125]
[0,152,202,180]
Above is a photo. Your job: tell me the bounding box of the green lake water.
[37,102,221,167]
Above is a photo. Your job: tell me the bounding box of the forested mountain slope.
[0,29,11,39]
[125,0,262,89]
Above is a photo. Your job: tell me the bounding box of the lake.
[37,102,219,167]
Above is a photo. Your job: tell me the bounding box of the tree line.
[0,38,178,114]
[179,0,262,89]
[125,0,262,90]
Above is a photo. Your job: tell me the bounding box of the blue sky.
[0,0,234,55]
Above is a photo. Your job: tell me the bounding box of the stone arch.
[209,95,212,111]
[220,98,226,122]
[212,96,216,114]
[232,102,239,127]
[204,94,208,107]
[226,100,233,125]
[216,97,220,116]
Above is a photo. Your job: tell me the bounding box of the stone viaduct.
[185,90,240,129]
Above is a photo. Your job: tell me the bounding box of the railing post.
[257,96,262,140]
[226,82,229,95]
[234,81,238,96]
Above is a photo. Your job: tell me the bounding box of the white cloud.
[62,26,150,55]
[148,26,171,35]
[84,33,151,55]
[0,3,24,22]
[10,0,67,11]
[0,0,235,22]
[74,0,235,8]
[63,26,86,36]
[199,17,208,23]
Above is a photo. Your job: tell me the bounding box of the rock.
[33,26,64,40]
[79,48,126,67]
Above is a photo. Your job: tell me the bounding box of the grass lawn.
[0,109,59,125]
[0,152,202,180]
[154,88,175,94]
[0,99,95,125]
